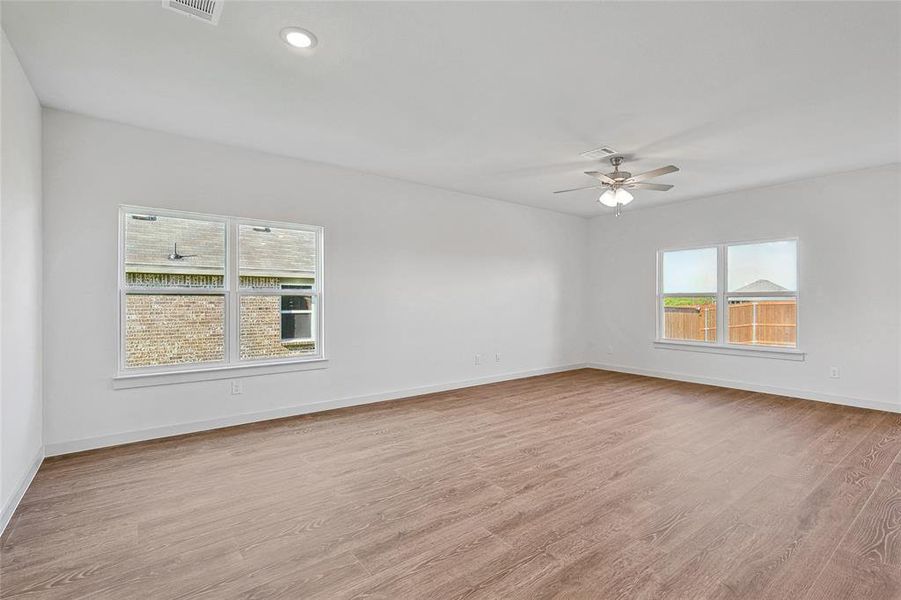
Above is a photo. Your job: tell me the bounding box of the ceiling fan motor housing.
[552,155,677,198]
[607,157,630,183]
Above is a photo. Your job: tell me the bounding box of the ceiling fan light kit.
[554,155,679,216]
[599,187,633,208]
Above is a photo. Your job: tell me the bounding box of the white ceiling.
[3,1,899,216]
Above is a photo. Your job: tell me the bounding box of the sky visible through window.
[663,241,797,293]
[663,247,717,293]
[728,240,797,291]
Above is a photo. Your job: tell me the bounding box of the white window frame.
[116,205,326,384]
[278,296,315,344]
[277,283,315,343]
[654,237,804,360]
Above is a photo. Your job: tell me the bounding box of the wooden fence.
[664,301,796,346]
[665,305,717,342]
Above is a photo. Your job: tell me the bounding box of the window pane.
[281,313,312,341]
[125,294,224,367]
[728,297,797,347]
[240,295,316,360]
[239,225,317,290]
[727,240,797,292]
[662,248,717,293]
[124,213,225,289]
[663,297,717,342]
[281,296,312,311]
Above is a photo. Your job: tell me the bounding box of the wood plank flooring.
[3,369,901,599]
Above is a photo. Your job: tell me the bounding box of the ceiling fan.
[554,156,679,215]
[167,242,197,261]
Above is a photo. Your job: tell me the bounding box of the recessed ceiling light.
[281,27,317,49]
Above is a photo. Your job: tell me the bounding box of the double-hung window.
[657,239,798,351]
[659,247,719,342]
[118,207,324,375]
[280,295,314,343]
[236,223,320,361]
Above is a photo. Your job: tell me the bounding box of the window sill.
[653,340,805,361]
[112,358,329,389]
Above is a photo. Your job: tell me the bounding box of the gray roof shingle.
[733,279,789,293]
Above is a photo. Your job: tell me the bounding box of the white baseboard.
[588,362,901,414]
[45,363,588,457]
[1,447,44,536]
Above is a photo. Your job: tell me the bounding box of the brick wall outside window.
[239,295,315,360]
[125,294,225,367]
[125,275,314,368]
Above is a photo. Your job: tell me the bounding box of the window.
[280,296,313,342]
[726,240,798,347]
[119,207,324,374]
[657,239,798,351]
[237,224,320,361]
[659,247,718,342]
[278,284,314,342]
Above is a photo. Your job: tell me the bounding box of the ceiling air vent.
[162,0,223,25]
[580,146,618,161]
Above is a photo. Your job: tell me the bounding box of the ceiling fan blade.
[584,171,616,184]
[553,184,605,194]
[624,165,679,184]
[626,182,674,191]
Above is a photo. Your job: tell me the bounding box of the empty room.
[1,1,900,598]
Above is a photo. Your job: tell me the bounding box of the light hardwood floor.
[2,369,901,599]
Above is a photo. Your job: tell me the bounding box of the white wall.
[1,30,43,527]
[41,109,589,454]
[34,110,901,457]
[588,164,901,411]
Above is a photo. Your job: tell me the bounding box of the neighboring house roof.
[125,214,316,278]
[733,279,789,293]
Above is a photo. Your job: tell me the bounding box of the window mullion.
[727,291,797,299]
[656,251,663,341]
[227,219,239,365]
[118,290,126,373]
[240,289,315,297]
[717,244,726,345]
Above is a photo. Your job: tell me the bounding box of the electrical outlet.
[607,344,614,354]
[474,354,481,366]
[231,380,244,395]
[495,353,501,363]
[829,367,840,379]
